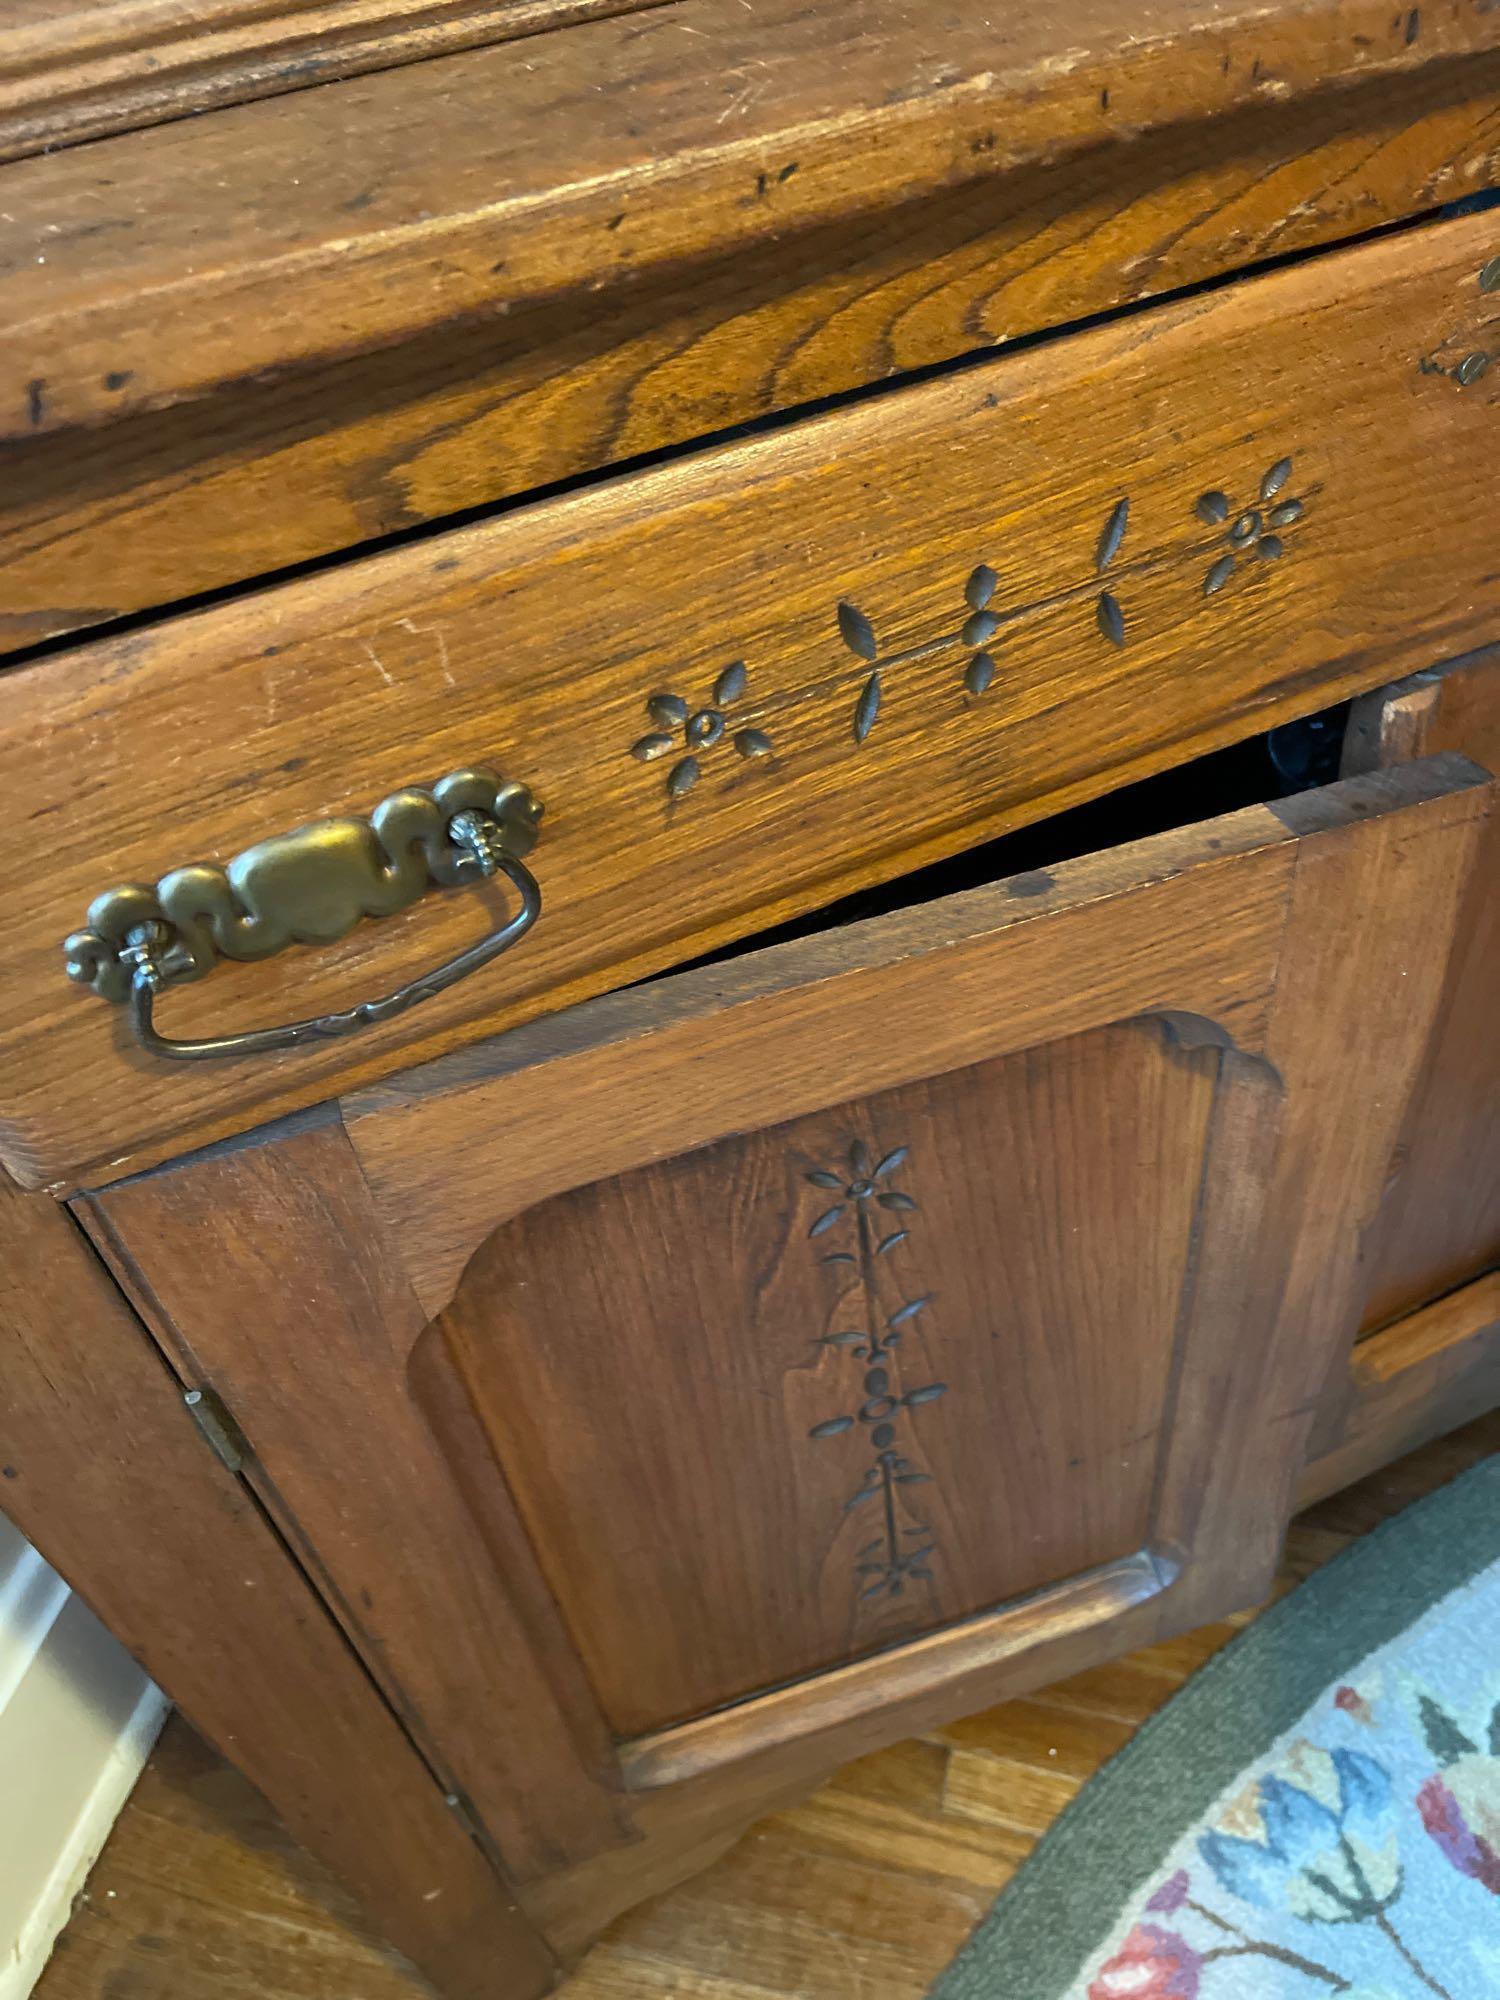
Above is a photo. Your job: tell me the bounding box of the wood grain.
[35,1720,447,2000]
[32,1414,1500,2000]
[615,1554,1169,1794]
[0,1174,555,2000]
[343,767,1483,1323]
[6,29,1499,643]
[6,211,1500,1190]
[1301,1269,1500,1505]
[1342,648,1500,1330]
[0,0,668,163]
[438,1020,1219,1732]
[347,821,1295,1317]
[82,753,1492,1959]
[77,1116,630,1887]
[1154,754,1500,1619]
[8,0,1497,444]
[353,752,1494,1916]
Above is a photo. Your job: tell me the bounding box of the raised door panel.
[1343,648,1500,1331]
[439,1018,1219,1732]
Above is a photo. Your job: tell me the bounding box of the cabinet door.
[80,753,1488,1952]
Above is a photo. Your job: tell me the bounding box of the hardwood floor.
[36,1409,1500,2000]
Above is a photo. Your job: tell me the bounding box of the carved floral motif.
[629,660,774,798]
[804,1139,948,1603]
[621,456,1306,792]
[1195,459,1306,595]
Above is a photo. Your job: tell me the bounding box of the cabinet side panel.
[1345,652,1500,1330]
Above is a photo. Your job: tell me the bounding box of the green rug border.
[929,1451,1500,2000]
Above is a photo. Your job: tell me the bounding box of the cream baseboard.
[0,1518,168,2000]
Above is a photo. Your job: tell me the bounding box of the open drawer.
[78,742,1492,1954]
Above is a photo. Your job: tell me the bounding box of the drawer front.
[83,753,1490,1908]
[5,207,1499,1187]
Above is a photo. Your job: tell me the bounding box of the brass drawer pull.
[64,767,544,1062]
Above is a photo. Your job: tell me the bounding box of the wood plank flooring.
[36,1410,1500,2000]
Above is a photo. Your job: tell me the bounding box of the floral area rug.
[929,1454,1500,2000]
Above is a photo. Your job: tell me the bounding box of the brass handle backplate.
[64,766,544,1062]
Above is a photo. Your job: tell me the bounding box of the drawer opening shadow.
[653,706,1349,983]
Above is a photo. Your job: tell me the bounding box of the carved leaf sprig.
[1094,496,1129,647]
[962,564,1001,696]
[838,556,1011,740]
[836,601,882,743]
[803,1136,949,1601]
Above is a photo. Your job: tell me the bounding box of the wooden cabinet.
[4,12,1500,1995]
[76,746,1492,1965]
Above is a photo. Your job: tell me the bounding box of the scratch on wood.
[396,618,455,688]
[361,641,395,689]
[717,82,761,124]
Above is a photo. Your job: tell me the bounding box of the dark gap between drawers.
[8,183,1499,678]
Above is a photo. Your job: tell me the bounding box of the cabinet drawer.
[83,746,1490,1939]
[4,207,1498,1188]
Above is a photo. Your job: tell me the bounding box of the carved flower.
[806,1138,917,1237]
[630,660,774,798]
[1195,457,1306,595]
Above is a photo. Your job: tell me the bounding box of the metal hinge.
[183,1386,251,1473]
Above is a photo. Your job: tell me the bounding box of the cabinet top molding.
[3,0,1499,446]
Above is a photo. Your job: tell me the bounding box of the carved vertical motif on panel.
[803,1139,949,1604]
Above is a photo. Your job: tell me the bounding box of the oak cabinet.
[4,14,1500,1993]
[4,207,1499,1195]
